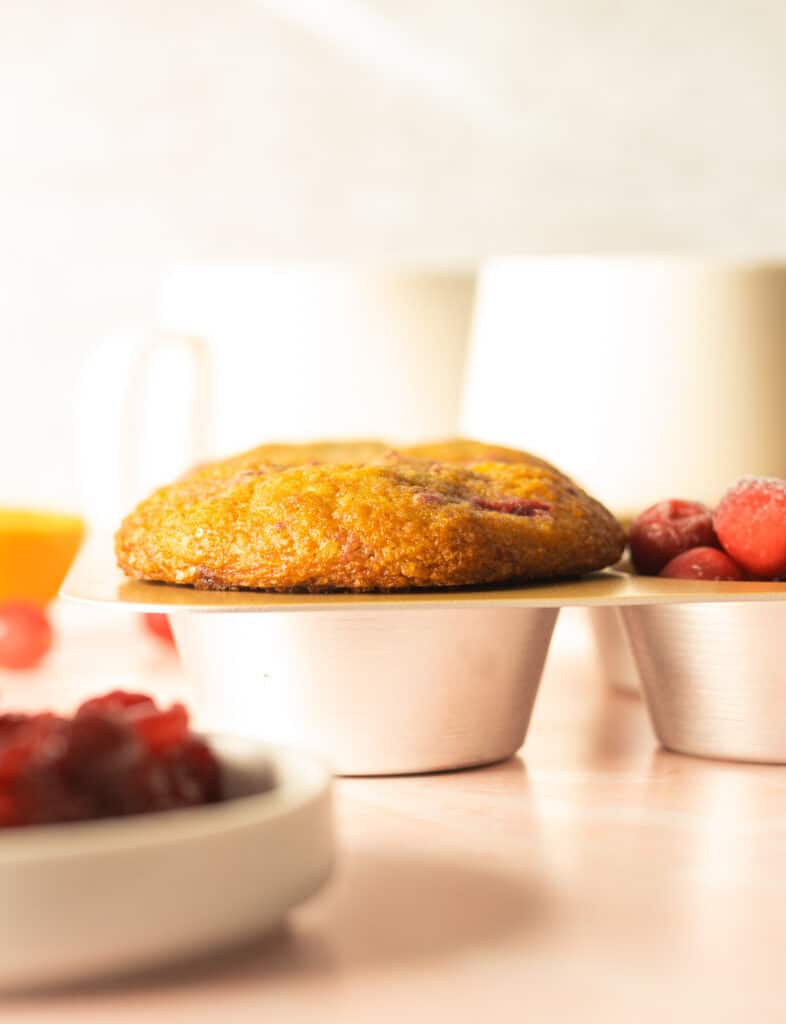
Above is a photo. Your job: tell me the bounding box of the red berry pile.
[630,476,786,582]
[628,500,717,575]
[0,691,221,828]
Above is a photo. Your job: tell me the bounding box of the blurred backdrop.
[3,1,786,513]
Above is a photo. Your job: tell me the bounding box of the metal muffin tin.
[63,546,786,772]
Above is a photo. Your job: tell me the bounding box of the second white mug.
[462,257,786,511]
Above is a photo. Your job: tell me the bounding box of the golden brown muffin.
[184,437,555,481]
[183,440,388,481]
[116,451,624,592]
[401,438,559,472]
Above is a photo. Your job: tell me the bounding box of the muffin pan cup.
[171,606,558,776]
[587,607,641,695]
[621,602,786,764]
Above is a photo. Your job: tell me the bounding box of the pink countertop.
[3,608,785,1022]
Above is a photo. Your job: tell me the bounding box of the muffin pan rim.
[62,542,786,614]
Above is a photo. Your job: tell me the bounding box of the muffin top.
[116,439,624,592]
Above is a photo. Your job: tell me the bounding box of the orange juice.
[0,509,85,605]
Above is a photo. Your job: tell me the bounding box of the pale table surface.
[3,606,786,1023]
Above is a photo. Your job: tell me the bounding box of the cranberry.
[64,710,141,774]
[0,714,87,826]
[0,602,53,670]
[714,476,786,579]
[131,702,189,753]
[0,714,66,782]
[164,738,222,805]
[414,491,447,506]
[0,714,30,739]
[472,497,551,516]
[0,693,222,828]
[629,500,718,574]
[659,546,746,581]
[78,691,156,715]
[141,613,176,647]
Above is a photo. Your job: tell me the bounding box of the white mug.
[75,328,210,532]
[462,257,786,511]
[159,263,475,457]
[76,264,475,530]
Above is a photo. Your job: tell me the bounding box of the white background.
[3,0,786,508]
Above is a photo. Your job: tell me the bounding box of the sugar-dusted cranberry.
[659,546,746,581]
[472,497,551,517]
[0,602,53,670]
[714,476,786,579]
[629,500,718,575]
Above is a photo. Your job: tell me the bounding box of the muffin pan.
[63,545,786,771]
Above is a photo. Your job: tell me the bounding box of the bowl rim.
[0,738,330,864]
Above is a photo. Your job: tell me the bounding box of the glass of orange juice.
[0,509,85,605]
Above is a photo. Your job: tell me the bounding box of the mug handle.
[75,328,210,532]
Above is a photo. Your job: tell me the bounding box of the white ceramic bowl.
[0,737,333,991]
[622,603,786,763]
[172,607,559,776]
